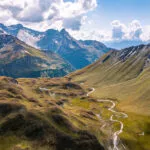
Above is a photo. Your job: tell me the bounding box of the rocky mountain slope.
[0,23,111,69]
[0,34,73,78]
[70,44,150,114]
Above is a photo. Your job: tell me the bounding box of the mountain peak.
[9,24,23,29]
[1,23,111,69]
[60,28,69,35]
[61,28,67,32]
[60,28,73,40]
[45,29,59,35]
[0,34,74,78]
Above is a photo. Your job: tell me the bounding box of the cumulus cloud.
[0,0,97,30]
[63,15,88,30]
[67,20,150,43]
[111,20,126,39]
[63,16,82,30]
[0,8,12,21]
[129,20,143,39]
[141,25,150,41]
[109,20,150,42]
[67,28,112,42]
[0,0,150,43]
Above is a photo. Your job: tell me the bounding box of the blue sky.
[69,0,150,43]
[91,0,150,29]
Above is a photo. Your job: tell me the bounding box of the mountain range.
[105,39,149,50]
[70,43,150,112]
[0,34,73,78]
[0,23,111,69]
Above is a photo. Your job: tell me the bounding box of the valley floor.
[75,82,150,150]
[0,76,149,150]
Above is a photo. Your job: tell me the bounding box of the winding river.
[87,88,128,150]
[39,85,128,150]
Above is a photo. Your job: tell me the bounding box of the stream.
[87,88,128,150]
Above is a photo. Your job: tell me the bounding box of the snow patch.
[54,40,58,44]
[128,50,137,56]
[17,29,41,48]
[0,28,6,34]
[69,44,75,49]
[24,50,31,55]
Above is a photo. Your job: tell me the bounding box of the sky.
[0,0,150,43]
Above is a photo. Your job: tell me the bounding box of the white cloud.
[17,29,41,48]
[129,20,142,39]
[110,20,150,42]
[0,1,150,43]
[67,20,150,43]
[140,25,150,41]
[0,0,97,30]
[111,20,127,40]
[67,28,112,42]
[0,8,12,21]
[63,16,82,30]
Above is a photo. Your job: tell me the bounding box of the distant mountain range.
[105,39,149,50]
[0,34,73,78]
[0,23,111,69]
